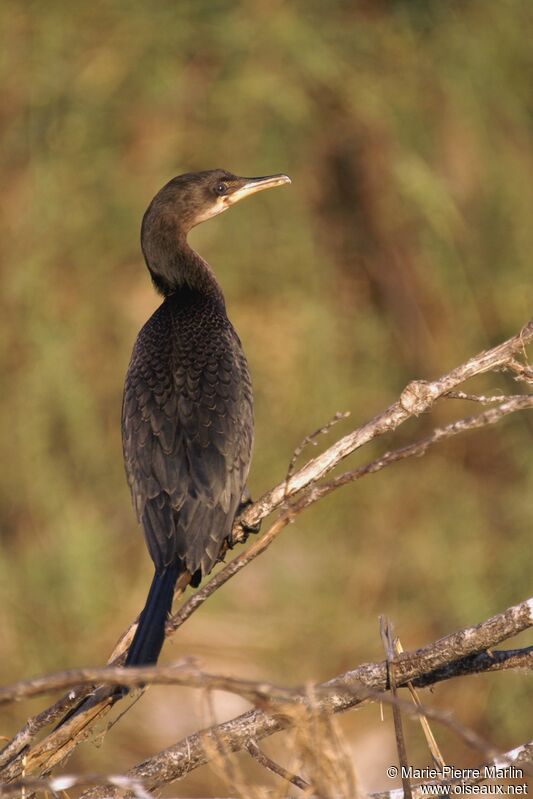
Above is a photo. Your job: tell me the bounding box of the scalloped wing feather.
[122,297,253,575]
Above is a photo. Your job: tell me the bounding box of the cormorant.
[53,170,290,729]
[122,169,291,667]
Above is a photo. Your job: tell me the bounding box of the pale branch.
[0,666,293,708]
[1,320,531,785]
[299,394,533,504]
[235,317,533,533]
[374,598,533,680]
[75,597,533,797]
[0,697,76,773]
[0,645,531,714]
[369,740,533,799]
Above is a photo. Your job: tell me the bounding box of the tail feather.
[55,564,180,729]
[126,564,180,667]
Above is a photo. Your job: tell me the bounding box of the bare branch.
[445,389,529,403]
[236,317,533,532]
[0,645,531,717]
[298,394,533,507]
[72,597,533,797]
[0,666,293,708]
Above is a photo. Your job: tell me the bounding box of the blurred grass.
[0,0,532,793]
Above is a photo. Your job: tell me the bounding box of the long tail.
[55,565,180,729]
[125,564,180,666]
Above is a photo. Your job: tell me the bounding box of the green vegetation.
[0,0,531,791]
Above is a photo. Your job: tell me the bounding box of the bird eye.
[215,182,228,196]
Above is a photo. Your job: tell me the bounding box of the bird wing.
[121,303,253,577]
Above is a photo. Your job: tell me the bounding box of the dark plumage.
[55,169,290,727]
[122,169,291,667]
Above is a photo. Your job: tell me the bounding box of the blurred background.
[0,0,532,794]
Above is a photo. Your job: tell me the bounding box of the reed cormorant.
[54,170,290,728]
[123,169,291,667]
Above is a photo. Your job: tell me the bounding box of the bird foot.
[237,494,261,530]
[231,493,262,546]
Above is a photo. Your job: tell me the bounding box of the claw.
[236,489,262,536]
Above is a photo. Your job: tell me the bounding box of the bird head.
[140,169,291,294]
[143,169,291,234]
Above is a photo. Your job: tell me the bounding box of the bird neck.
[143,228,224,302]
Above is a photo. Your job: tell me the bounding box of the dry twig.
[246,740,310,792]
